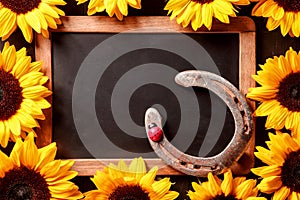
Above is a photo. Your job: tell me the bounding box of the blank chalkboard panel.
[35,16,256,176]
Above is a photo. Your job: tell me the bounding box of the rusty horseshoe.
[144,70,253,177]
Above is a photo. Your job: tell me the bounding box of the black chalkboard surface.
[52,32,239,159]
[35,16,256,175]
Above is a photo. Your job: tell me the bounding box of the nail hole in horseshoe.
[244,124,248,132]
[180,161,187,166]
[234,97,239,104]
[211,165,218,170]
[194,165,200,169]
[240,110,245,117]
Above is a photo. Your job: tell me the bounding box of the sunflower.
[0,132,83,199]
[247,48,300,138]
[164,0,250,31]
[251,131,300,199]
[84,157,179,200]
[0,0,66,43]
[252,0,300,37]
[0,42,51,148]
[187,170,265,200]
[76,0,141,21]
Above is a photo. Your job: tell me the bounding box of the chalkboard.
[35,16,256,176]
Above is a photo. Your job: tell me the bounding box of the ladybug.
[147,123,163,142]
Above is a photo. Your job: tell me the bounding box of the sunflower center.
[0,69,23,121]
[274,0,300,12]
[290,85,300,99]
[8,184,32,200]
[108,185,150,200]
[212,194,238,200]
[0,87,3,102]
[0,167,51,200]
[191,0,214,4]
[277,72,300,112]
[281,150,300,192]
[0,0,41,14]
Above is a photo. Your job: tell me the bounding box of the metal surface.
[145,70,253,177]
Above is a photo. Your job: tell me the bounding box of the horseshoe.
[144,70,253,177]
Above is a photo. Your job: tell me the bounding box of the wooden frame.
[35,16,256,176]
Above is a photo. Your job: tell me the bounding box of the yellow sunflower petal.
[233,177,246,189]
[34,8,48,30]
[92,170,117,193]
[257,176,282,193]
[25,9,42,33]
[44,14,58,29]
[17,14,33,43]
[19,132,39,169]
[0,122,6,148]
[235,179,257,199]
[117,0,128,15]
[29,61,43,72]
[191,3,203,31]
[1,121,11,148]
[0,8,17,37]
[202,3,213,30]
[265,106,289,130]
[41,160,64,179]
[47,171,79,185]
[233,0,250,5]
[7,116,21,137]
[16,46,30,61]
[39,2,60,18]
[0,150,13,177]
[22,85,52,99]
[19,71,47,88]
[11,56,31,78]
[1,23,17,42]
[278,55,293,75]
[261,0,277,17]
[254,100,280,116]
[286,47,300,73]
[188,191,206,200]
[151,178,173,199]
[127,0,140,8]
[9,138,23,167]
[289,191,300,200]
[140,166,158,186]
[251,165,281,178]
[160,191,180,200]
[214,0,235,15]
[272,6,284,20]
[273,186,291,200]
[2,43,16,72]
[42,0,67,6]
[35,142,57,170]
[255,146,285,166]
[129,157,146,179]
[207,172,222,196]
[114,6,124,21]
[281,12,294,36]
[266,17,281,31]
[252,0,267,16]
[292,13,300,37]
[165,0,188,10]
[221,170,233,196]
